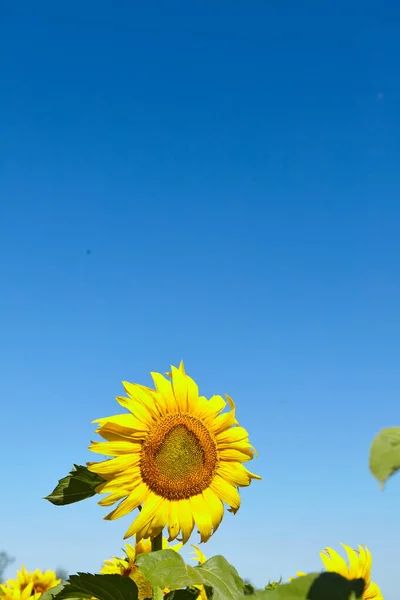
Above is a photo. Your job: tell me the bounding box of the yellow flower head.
[291,544,383,600]
[88,361,260,544]
[101,539,182,600]
[0,567,61,600]
[320,544,383,600]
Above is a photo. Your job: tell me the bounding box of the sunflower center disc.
[140,414,218,500]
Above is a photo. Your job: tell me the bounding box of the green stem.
[152,587,163,600]
[151,531,163,552]
[151,532,164,600]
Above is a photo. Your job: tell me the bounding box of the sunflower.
[0,567,60,600]
[320,544,383,600]
[88,362,260,543]
[290,544,383,600]
[190,545,208,600]
[101,539,182,600]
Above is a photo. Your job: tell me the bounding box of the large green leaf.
[258,573,364,600]
[52,574,138,600]
[136,550,243,600]
[369,427,400,487]
[44,465,105,506]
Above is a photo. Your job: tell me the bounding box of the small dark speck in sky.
[86,249,91,255]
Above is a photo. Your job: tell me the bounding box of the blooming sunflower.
[290,544,383,600]
[0,567,60,600]
[88,362,260,543]
[101,539,182,600]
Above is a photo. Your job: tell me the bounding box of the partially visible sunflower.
[88,361,261,543]
[189,545,208,600]
[190,545,207,566]
[290,544,383,600]
[0,567,60,600]
[320,544,383,600]
[288,571,307,581]
[101,539,182,600]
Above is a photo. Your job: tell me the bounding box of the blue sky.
[1,0,400,597]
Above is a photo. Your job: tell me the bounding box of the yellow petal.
[211,411,236,436]
[21,583,34,600]
[202,487,224,534]
[105,482,149,520]
[216,426,250,444]
[364,581,383,600]
[216,462,257,487]
[151,372,178,413]
[95,468,142,493]
[341,544,362,579]
[167,501,180,541]
[139,499,169,540]
[225,394,239,425]
[219,439,256,457]
[123,493,165,540]
[190,544,207,565]
[123,543,137,563]
[87,454,140,475]
[171,365,189,412]
[186,375,200,412]
[98,490,129,506]
[116,396,154,427]
[135,539,152,555]
[194,395,227,423]
[93,413,147,433]
[218,448,252,462]
[320,548,349,577]
[165,361,186,377]
[89,440,141,456]
[177,499,195,544]
[123,383,162,420]
[190,494,213,543]
[210,475,241,512]
[357,545,372,584]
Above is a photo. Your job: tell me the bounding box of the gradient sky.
[1,1,400,598]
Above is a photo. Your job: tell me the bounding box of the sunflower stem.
[151,532,163,552]
[152,587,163,600]
[151,535,164,600]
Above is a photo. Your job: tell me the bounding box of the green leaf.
[255,573,365,600]
[136,550,243,600]
[44,465,105,506]
[41,584,65,600]
[255,575,319,600]
[369,427,400,487]
[52,573,138,600]
[307,573,365,600]
[264,579,281,592]
[137,550,200,590]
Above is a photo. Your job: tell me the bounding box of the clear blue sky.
[1,1,399,597]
